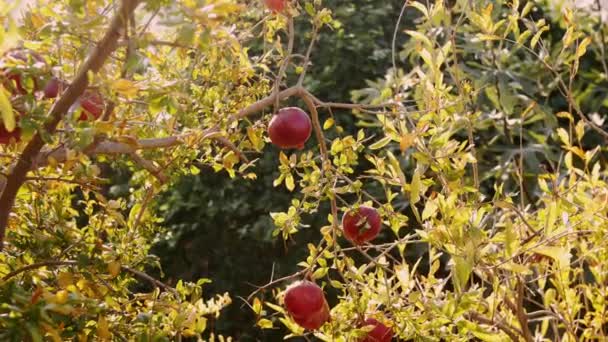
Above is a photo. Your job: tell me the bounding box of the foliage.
[0,0,608,341]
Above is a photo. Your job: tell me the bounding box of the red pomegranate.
[284,280,330,330]
[264,0,286,12]
[359,318,394,342]
[342,206,382,245]
[43,77,63,99]
[268,107,312,149]
[79,90,104,120]
[1,49,46,95]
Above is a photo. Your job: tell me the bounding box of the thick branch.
[0,0,140,250]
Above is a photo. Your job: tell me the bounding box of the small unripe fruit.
[342,206,382,245]
[79,90,104,121]
[284,280,330,330]
[360,318,393,342]
[264,0,286,12]
[43,77,62,99]
[268,107,312,149]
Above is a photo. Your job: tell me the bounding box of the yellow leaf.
[0,86,15,132]
[279,151,289,166]
[410,169,421,205]
[57,272,73,288]
[555,111,573,122]
[247,127,261,150]
[108,261,121,278]
[369,136,392,150]
[111,79,138,97]
[576,37,592,58]
[97,316,111,341]
[556,128,569,146]
[409,1,428,17]
[399,133,415,152]
[40,323,62,342]
[285,173,295,191]
[476,34,501,41]
[257,318,273,329]
[405,30,433,48]
[55,290,69,304]
[252,297,262,315]
[29,13,45,29]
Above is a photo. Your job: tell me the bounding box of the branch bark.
[0,0,141,250]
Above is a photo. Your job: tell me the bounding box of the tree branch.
[0,0,141,250]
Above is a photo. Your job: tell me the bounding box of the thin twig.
[467,312,522,341]
[1,259,178,297]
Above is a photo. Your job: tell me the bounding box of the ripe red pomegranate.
[268,107,312,149]
[0,49,45,95]
[264,0,286,12]
[342,206,382,245]
[78,90,104,120]
[284,280,330,330]
[43,77,63,99]
[359,318,394,342]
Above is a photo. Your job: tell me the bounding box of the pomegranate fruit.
[284,280,330,330]
[43,77,63,99]
[79,90,104,120]
[359,318,393,342]
[268,107,312,149]
[342,206,382,245]
[264,0,286,12]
